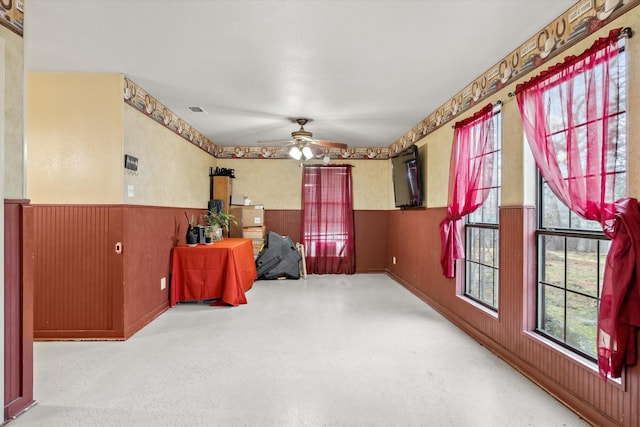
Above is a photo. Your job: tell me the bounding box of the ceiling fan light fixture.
[289,146,302,160]
[302,146,313,160]
[258,117,348,155]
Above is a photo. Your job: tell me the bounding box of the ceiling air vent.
[187,106,206,113]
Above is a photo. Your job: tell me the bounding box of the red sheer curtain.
[515,28,639,379]
[439,104,496,278]
[301,165,355,274]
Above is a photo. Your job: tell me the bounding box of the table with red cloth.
[170,238,257,307]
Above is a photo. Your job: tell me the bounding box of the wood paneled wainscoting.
[4,200,34,420]
[32,204,205,340]
[386,206,639,427]
[264,209,387,273]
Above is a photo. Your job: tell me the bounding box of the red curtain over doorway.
[301,165,355,274]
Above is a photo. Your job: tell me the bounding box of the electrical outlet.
[160,277,166,290]
[392,256,397,265]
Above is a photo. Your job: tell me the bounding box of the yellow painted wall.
[123,104,214,208]
[424,11,640,207]
[216,158,394,210]
[1,25,24,199]
[26,73,123,204]
[353,158,393,210]
[424,125,453,208]
[500,95,532,207]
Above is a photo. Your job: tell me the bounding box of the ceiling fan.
[258,118,347,160]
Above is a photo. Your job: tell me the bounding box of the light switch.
[128,185,134,198]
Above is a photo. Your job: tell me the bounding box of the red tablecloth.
[170,238,257,307]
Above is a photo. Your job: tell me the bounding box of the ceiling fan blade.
[297,135,315,143]
[311,140,348,149]
[309,145,325,157]
[257,118,348,150]
[257,138,294,144]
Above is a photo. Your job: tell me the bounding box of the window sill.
[522,331,625,390]
[457,294,499,319]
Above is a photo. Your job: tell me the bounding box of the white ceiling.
[24,0,576,149]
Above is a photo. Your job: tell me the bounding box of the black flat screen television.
[391,145,423,208]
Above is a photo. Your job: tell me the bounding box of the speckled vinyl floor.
[8,274,588,426]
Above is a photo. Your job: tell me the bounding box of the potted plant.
[202,209,237,241]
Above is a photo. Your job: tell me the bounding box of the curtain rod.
[303,164,355,167]
[620,27,633,39]
[450,100,502,128]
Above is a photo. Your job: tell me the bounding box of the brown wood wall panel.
[264,209,301,244]
[264,209,387,273]
[33,205,124,338]
[121,206,203,338]
[387,205,638,427]
[4,200,34,420]
[498,206,526,341]
[353,210,387,272]
[4,201,22,415]
[32,205,204,340]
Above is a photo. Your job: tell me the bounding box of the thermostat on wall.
[124,154,138,171]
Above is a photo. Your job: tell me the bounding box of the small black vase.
[186,226,199,246]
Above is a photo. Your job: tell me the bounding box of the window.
[534,39,627,361]
[440,103,498,279]
[465,112,501,310]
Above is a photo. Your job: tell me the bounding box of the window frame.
[463,109,501,311]
[535,187,611,362]
[533,42,627,362]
